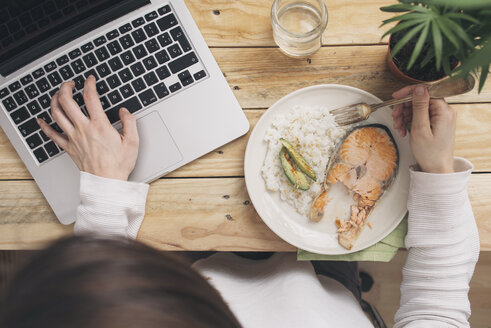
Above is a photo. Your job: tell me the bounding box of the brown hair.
[0,236,241,328]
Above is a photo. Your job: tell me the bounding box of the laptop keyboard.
[0,4,208,165]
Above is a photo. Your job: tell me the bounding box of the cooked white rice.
[261,105,347,216]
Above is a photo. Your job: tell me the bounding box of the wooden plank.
[0,175,489,251]
[186,0,395,46]
[212,47,491,107]
[1,104,490,180]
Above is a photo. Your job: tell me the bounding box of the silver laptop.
[0,0,249,224]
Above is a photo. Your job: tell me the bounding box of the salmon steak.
[310,124,399,250]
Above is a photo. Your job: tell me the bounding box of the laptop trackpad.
[129,111,183,182]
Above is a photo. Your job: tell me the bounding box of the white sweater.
[74,157,479,328]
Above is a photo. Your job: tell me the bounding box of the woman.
[0,77,479,327]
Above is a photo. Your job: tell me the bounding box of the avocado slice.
[280,147,310,191]
[280,138,316,181]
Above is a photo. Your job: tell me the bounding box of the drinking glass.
[271,0,328,57]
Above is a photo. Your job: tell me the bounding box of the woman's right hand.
[392,85,456,174]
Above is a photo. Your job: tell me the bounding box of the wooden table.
[1,0,490,251]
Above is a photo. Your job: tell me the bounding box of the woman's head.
[0,236,240,328]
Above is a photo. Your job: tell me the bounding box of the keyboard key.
[71,59,86,74]
[168,52,199,74]
[119,23,132,34]
[9,81,21,92]
[49,88,59,97]
[132,45,147,59]
[26,134,43,149]
[119,84,134,98]
[68,49,82,59]
[83,68,97,80]
[142,56,157,70]
[157,14,178,31]
[95,47,110,61]
[20,74,33,86]
[0,88,9,98]
[181,76,194,86]
[39,95,51,109]
[144,71,158,86]
[60,65,74,80]
[178,70,191,80]
[107,40,122,55]
[108,57,123,71]
[168,44,182,58]
[178,36,192,52]
[132,17,145,28]
[37,111,52,124]
[73,93,84,106]
[105,107,120,124]
[145,11,158,21]
[45,141,60,157]
[44,61,57,72]
[120,51,136,65]
[32,68,45,79]
[131,78,146,92]
[119,34,134,49]
[10,106,30,124]
[138,89,157,106]
[36,78,51,93]
[118,95,142,114]
[144,39,160,53]
[40,130,50,142]
[96,80,109,95]
[193,70,207,81]
[94,35,107,46]
[170,27,185,41]
[155,49,170,64]
[56,55,69,66]
[33,147,49,163]
[2,97,17,111]
[25,84,40,99]
[154,82,169,99]
[118,68,133,83]
[106,29,119,40]
[100,96,110,109]
[96,63,111,78]
[108,90,122,105]
[144,22,159,37]
[47,71,63,87]
[131,28,147,43]
[19,118,40,137]
[130,62,145,77]
[158,5,171,16]
[82,53,98,68]
[157,32,172,47]
[169,82,182,93]
[81,42,94,53]
[14,90,28,105]
[26,100,42,115]
[156,66,171,80]
[106,74,121,88]
[74,75,85,90]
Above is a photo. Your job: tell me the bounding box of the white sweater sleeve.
[73,172,149,239]
[394,158,480,328]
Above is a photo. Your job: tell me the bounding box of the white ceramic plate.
[244,84,414,255]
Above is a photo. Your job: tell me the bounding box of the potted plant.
[380,0,491,92]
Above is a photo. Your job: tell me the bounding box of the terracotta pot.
[386,34,447,84]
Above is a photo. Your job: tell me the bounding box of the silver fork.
[332,76,476,126]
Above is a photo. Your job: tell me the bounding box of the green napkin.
[297,213,408,262]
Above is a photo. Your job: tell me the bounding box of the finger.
[50,92,75,136]
[83,75,108,121]
[392,85,417,99]
[37,118,69,149]
[57,81,88,125]
[410,85,431,135]
[119,108,139,146]
[429,98,455,135]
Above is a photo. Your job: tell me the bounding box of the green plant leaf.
[380,4,429,13]
[420,0,491,10]
[435,18,460,50]
[381,12,430,26]
[408,22,430,70]
[442,55,452,76]
[479,63,489,92]
[445,13,481,24]
[431,20,443,69]
[442,17,474,48]
[391,24,425,58]
[381,18,428,39]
